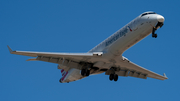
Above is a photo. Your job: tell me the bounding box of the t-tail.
[59,69,68,83]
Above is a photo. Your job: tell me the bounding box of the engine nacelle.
[59,77,68,83]
[57,64,70,71]
[57,59,81,71]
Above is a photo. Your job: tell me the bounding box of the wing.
[109,58,168,80]
[7,45,103,63]
[8,46,167,80]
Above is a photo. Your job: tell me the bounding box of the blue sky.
[1,0,180,101]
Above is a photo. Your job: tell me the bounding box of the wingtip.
[163,73,168,79]
[7,45,13,53]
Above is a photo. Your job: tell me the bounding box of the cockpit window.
[141,12,156,17]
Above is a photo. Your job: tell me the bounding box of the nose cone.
[157,15,165,22]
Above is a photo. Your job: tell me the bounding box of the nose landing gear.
[152,22,164,38]
[152,28,157,38]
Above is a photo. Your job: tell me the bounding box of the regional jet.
[8,11,168,83]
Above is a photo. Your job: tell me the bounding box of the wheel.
[154,34,157,38]
[81,69,86,76]
[152,34,157,38]
[86,70,90,76]
[114,74,118,81]
[109,74,114,81]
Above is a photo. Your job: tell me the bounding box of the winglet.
[7,45,13,53]
[163,73,168,78]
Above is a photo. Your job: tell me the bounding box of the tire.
[109,74,114,81]
[114,74,118,81]
[81,69,85,76]
[152,34,157,38]
[155,34,157,38]
[86,70,90,76]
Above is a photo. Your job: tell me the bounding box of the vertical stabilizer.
[61,69,66,76]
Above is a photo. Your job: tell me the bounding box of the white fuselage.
[60,12,164,83]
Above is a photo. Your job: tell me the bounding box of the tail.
[61,69,66,76]
[60,69,69,83]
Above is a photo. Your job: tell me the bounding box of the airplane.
[8,11,168,83]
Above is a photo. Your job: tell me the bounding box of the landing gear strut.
[152,28,157,38]
[152,22,164,38]
[109,74,118,81]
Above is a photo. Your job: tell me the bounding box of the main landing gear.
[152,22,164,38]
[107,67,119,82]
[80,63,93,77]
[109,74,118,81]
[81,69,90,76]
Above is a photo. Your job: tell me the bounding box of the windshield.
[141,12,156,17]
